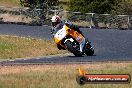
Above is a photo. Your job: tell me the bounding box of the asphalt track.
[0,24,132,64]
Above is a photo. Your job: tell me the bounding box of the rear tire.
[65,41,82,57]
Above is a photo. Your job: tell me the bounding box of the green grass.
[0,42,12,52]
[0,0,69,8]
[0,35,67,59]
[0,63,132,88]
[59,0,70,10]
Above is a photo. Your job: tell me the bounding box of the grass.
[0,0,68,8]
[0,0,20,7]
[0,35,67,59]
[0,62,132,88]
[59,0,70,10]
[72,21,91,27]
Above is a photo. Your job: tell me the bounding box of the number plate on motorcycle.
[55,28,66,41]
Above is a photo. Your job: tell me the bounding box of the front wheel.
[84,42,94,56]
[65,41,82,57]
[85,47,94,56]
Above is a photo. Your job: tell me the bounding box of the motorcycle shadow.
[67,54,96,58]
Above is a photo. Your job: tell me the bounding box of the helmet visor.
[52,22,59,27]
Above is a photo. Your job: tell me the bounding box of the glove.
[51,27,56,34]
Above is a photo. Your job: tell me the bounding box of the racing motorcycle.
[53,24,94,57]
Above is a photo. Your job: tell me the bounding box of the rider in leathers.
[51,15,85,52]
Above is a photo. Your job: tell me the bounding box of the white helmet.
[51,15,60,22]
[51,15,61,27]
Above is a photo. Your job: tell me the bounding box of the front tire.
[84,41,94,56]
[85,47,94,56]
[65,41,82,57]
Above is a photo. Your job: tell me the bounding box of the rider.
[51,15,83,36]
[51,15,85,51]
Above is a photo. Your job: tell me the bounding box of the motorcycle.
[53,24,94,57]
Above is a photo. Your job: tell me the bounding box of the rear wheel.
[65,41,82,57]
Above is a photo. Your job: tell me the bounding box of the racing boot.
[79,37,86,53]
